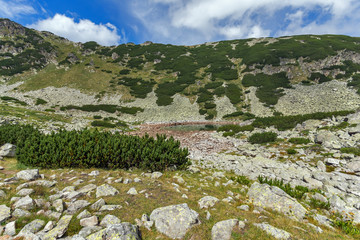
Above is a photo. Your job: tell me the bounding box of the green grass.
[248,132,277,144]
[288,137,311,144]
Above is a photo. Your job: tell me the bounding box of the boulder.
[198,196,219,209]
[16,169,40,181]
[96,184,119,198]
[100,214,121,227]
[4,221,16,236]
[0,205,11,224]
[80,216,98,227]
[86,223,140,240]
[90,198,105,211]
[254,222,292,240]
[13,196,35,210]
[18,219,45,235]
[67,200,90,214]
[247,182,307,220]
[211,219,244,240]
[42,215,73,240]
[150,203,200,239]
[0,143,16,157]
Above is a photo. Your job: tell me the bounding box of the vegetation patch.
[0,96,27,106]
[288,137,311,144]
[60,104,143,115]
[248,132,277,144]
[35,98,47,105]
[340,147,360,156]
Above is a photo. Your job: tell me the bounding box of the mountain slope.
[1,18,360,123]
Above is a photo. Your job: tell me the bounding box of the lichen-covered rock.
[13,195,35,210]
[247,182,307,220]
[42,215,73,240]
[67,200,90,214]
[100,214,121,227]
[78,184,97,194]
[211,219,244,240]
[3,221,16,236]
[16,169,40,181]
[86,223,140,240]
[0,205,11,224]
[0,143,16,157]
[90,198,105,211]
[198,196,219,209]
[16,188,35,196]
[254,222,292,240]
[18,219,45,235]
[96,184,119,198]
[150,203,200,239]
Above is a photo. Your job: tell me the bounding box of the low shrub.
[1,96,27,106]
[248,132,277,144]
[309,198,330,210]
[230,175,251,186]
[15,127,190,171]
[35,98,47,105]
[288,137,311,144]
[286,148,297,154]
[91,121,116,128]
[340,147,360,156]
[93,115,102,119]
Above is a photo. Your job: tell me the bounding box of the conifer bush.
[13,126,189,171]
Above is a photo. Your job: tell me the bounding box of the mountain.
[1,18,360,124]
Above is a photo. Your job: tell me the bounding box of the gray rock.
[0,143,16,157]
[247,182,307,220]
[12,208,31,218]
[0,205,10,224]
[211,219,243,240]
[254,222,292,240]
[96,184,119,198]
[100,214,121,227]
[64,191,85,200]
[347,161,360,172]
[53,199,64,212]
[312,193,328,203]
[78,226,102,238]
[78,184,97,194]
[77,209,92,220]
[106,223,141,240]
[307,223,323,233]
[314,214,334,229]
[4,221,16,236]
[80,216,98,227]
[99,204,122,211]
[127,187,138,195]
[151,172,163,179]
[325,158,340,166]
[16,188,35,196]
[237,205,250,211]
[348,125,360,134]
[198,196,219,209]
[43,221,55,232]
[90,198,106,211]
[14,195,35,210]
[71,234,86,240]
[42,215,73,240]
[29,180,56,188]
[18,219,45,235]
[316,161,326,172]
[0,190,6,198]
[16,169,41,181]
[150,203,200,239]
[88,170,99,176]
[67,200,90,214]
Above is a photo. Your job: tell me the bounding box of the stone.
[99,205,122,211]
[314,214,334,229]
[53,199,64,212]
[0,190,5,198]
[78,226,102,238]
[67,200,90,214]
[90,198,106,211]
[43,221,54,232]
[16,169,41,181]
[12,208,30,218]
[96,184,119,198]
[247,182,307,220]
[312,193,328,203]
[88,170,99,176]
[77,210,92,220]
[307,223,323,233]
[80,216,98,227]
[16,188,34,196]
[151,172,163,179]
[198,196,219,209]
[100,214,121,227]
[78,184,97,194]
[127,187,138,195]
[211,219,243,240]
[64,191,85,200]
[28,180,56,188]
[42,215,73,240]
[316,161,326,172]
[237,205,250,211]
[325,158,340,166]
[254,222,292,240]
[18,219,45,235]
[4,221,16,236]
[0,205,10,224]
[105,223,141,240]
[0,143,16,157]
[150,203,200,239]
[14,195,35,210]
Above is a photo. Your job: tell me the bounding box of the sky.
[1,0,360,46]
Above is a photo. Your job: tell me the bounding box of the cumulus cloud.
[129,0,360,45]
[28,14,121,46]
[0,0,36,18]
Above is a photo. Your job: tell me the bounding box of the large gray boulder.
[16,169,41,181]
[0,143,16,157]
[14,195,35,210]
[198,196,219,209]
[247,182,307,220]
[211,219,244,240]
[0,205,11,224]
[96,184,119,198]
[43,215,73,240]
[18,219,45,235]
[150,203,200,239]
[254,223,292,240]
[86,223,141,240]
[315,130,341,149]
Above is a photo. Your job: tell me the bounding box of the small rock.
[211,219,242,240]
[42,215,73,240]
[96,184,119,198]
[14,195,35,210]
[4,221,16,236]
[151,172,163,179]
[100,215,121,227]
[16,188,34,196]
[198,196,219,209]
[16,169,41,181]
[0,143,16,157]
[254,222,292,240]
[77,210,92,220]
[237,205,250,211]
[80,216,98,227]
[90,198,106,211]
[88,171,99,176]
[127,187,138,195]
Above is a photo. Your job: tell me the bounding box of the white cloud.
[28,14,121,46]
[129,0,360,45]
[0,0,36,18]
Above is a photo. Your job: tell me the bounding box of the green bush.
[0,124,40,146]
[60,104,143,115]
[286,148,297,154]
[248,132,277,144]
[223,111,243,118]
[93,115,102,119]
[1,96,27,106]
[119,69,131,75]
[225,84,242,105]
[230,175,251,186]
[15,127,190,171]
[91,121,116,128]
[218,124,254,133]
[35,98,47,105]
[309,198,330,210]
[288,137,311,144]
[340,147,360,156]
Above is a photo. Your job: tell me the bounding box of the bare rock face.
[0,143,16,158]
[247,182,307,220]
[150,203,200,239]
[0,19,26,37]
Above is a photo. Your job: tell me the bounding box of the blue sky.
[1,0,360,46]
